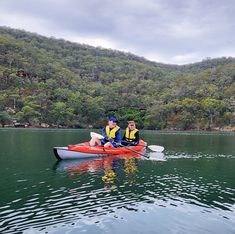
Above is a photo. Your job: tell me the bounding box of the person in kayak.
[121,121,140,146]
[89,117,121,147]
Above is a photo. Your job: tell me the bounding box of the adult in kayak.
[89,117,121,147]
[121,121,140,146]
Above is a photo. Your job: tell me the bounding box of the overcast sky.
[0,0,234,64]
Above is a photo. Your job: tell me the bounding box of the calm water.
[0,129,235,234]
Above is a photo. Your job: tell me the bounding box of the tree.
[16,105,41,125]
[202,98,227,128]
[144,105,169,130]
[0,111,12,127]
[175,111,196,130]
[0,26,234,129]
[49,102,74,126]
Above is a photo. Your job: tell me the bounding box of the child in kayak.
[121,121,140,146]
[89,117,121,147]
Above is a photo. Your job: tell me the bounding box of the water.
[0,129,234,234]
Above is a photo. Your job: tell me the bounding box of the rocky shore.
[1,123,235,132]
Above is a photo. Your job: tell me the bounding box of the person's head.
[108,117,118,128]
[128,121,136,130]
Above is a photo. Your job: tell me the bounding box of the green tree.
[202,98,227,128]
[16,106,41,125]
[0,26,234,129]
[49,102,74,126]
[0,111,12,127]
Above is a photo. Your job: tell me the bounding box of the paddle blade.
[90,132,104,139]
[148,152,166,161]
[147,145,164,152]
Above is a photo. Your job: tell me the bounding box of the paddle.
[146,145,164,153]
[90,132,165,153]
[90,132,104,139]
[119,144,149,158]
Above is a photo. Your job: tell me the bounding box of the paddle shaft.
[119,144,149,158]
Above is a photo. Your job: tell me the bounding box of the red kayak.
[53,140,147,160]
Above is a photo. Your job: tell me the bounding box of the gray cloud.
[0,0,234,64]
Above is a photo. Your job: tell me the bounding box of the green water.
[0,129,235,234]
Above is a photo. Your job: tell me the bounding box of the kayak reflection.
[54,154,142,190]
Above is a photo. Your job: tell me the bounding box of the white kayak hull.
[53,147,109,160]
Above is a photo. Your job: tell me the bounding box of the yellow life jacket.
[105,126,120,139]
[125,128,139,141]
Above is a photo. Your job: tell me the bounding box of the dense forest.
[0,26,235,130]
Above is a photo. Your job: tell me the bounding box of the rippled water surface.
[0,129,235,233]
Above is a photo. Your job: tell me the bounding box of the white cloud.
[0,10,51,37]
[167,21,207,39]
[170,53,201,64]
[0,0,234,64]
[0,9,129,53]
[65,34,121,50]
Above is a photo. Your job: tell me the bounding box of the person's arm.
[135,131,140,144]
[131,131,140,145]
[112,129,121,147]
[102,128,107,138]
[122,132,126,141]
[115,129,121,143]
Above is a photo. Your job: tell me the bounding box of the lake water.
[0,129,235,234]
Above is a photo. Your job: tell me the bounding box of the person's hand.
[115,142,122,147]
[105,136,113,142]
[108,137,114,143]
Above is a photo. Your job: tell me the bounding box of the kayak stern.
[53,147,107,160]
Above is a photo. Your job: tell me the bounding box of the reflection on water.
[55,154,142,191]
[124,157,138,176]
[0,129,235,233]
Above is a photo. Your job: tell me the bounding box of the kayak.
[53,140,146,160]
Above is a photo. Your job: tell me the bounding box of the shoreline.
[0,125,235,132]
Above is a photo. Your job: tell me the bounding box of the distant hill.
[0,26,235,130]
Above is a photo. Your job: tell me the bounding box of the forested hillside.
[0,26,235,130]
